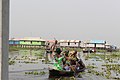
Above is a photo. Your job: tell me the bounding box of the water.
[9,50,120,80]
[9,50,50,80]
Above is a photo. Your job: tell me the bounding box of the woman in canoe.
[53,48,64,70]
[62,50,78,71]
[63,50,71,71]
[63,50,85,72]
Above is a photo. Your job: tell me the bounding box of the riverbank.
[9,46,45,52]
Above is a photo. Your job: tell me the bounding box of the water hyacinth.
[9,60,15,65]
[25,71,46,75]
[86,65,97,69]
[39,71,46,75]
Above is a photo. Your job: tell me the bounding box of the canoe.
[49,69,74,78]
[75,67,86,74]
[49,68,85,78]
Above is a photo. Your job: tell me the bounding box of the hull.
[75,67,86,73]
[49,69,74,78]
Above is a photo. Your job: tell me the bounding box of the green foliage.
[9,46,46,52]
[39,71,46,75]
[9,60,15,65]
[25,71,46,75]
[86,65,98,69]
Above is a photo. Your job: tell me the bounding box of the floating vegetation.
[86,65,98,69]
[77,72,85,78]
[25,71,46,75]
[55,76,76,80]
[96,49,106,53]
[96,59,102,61]
[23,61,38,64]
[9,58,11,60]
[9,60,15,65]
[85,56,89,60]
[39,71,46,75]
[105,74,110,79]
[101,63,120,78]
[92,63,95,65]
[112,77,120,80]
[38,56,42,59]
[87,69,104,77]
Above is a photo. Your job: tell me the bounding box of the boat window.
[68,42,70,45]
[48,43,50,45]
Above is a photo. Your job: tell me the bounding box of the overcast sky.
[10,0,120,47]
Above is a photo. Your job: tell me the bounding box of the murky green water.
[9,50,120,80]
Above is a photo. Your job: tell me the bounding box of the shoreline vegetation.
[9,46,46,52]
[9,46,119,52]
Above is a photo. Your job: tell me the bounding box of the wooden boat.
[75,67,86,74]
[49,69,74,78]
[49,67,85,78]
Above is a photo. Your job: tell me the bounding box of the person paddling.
[49,40,59,62]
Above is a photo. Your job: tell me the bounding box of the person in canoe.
[75,58,86,73]
[52,48,64,70]
[49,49,75,78]
[70,51,86,72]
[69,51,79,71]
[49,40,60,62]
[63,50,86,72]
[62,50,78,72]
[63,50,71,71]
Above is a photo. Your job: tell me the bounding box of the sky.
[10,0,120,47]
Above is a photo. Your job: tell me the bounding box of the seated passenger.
[66,50,79,71]
[53,48,64,70]
[70,50,78,65]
